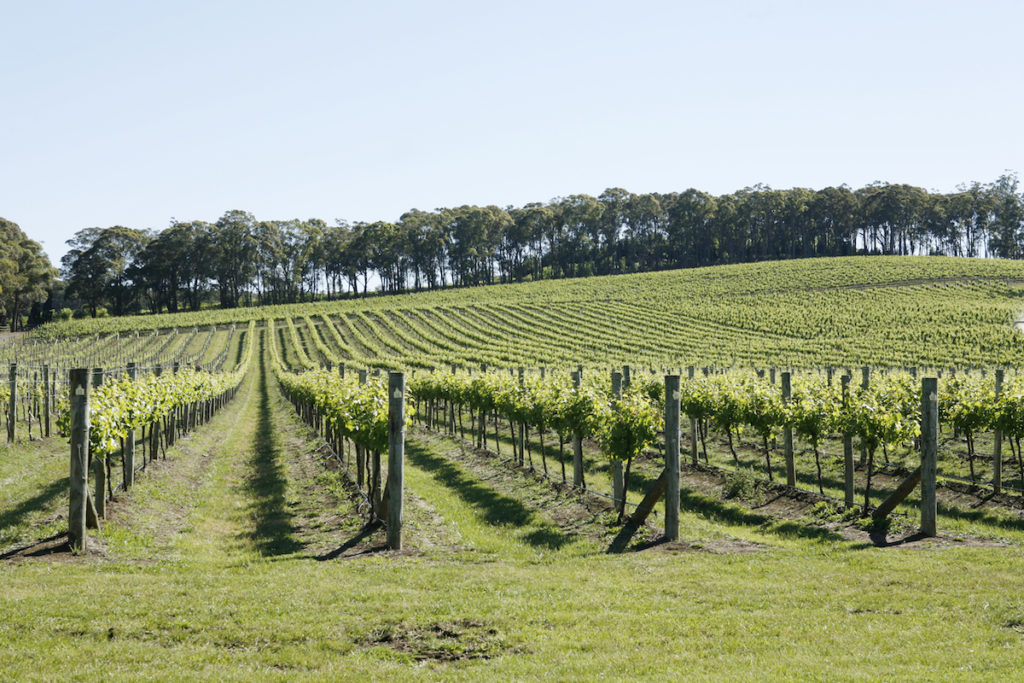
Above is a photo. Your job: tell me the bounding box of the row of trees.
[57,175,1024,317]
[0,218,57,331]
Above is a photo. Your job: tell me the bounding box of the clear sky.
[3,0,1021,264]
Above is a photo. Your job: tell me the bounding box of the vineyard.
[5,255,1024,678]
[31,255,1024,369]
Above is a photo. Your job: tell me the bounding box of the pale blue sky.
[2,0,1021,263]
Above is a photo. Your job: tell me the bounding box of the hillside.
[34,255,1024,370]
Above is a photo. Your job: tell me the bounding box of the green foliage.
[723,468,758,500]
[599,389,661,462]
[32,256,1024,375]
[54,321,257,455]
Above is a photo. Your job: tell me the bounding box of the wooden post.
[994,369,1004,494]
[8,364,16,442]
[842,374,854,508]
[920,377,938,536]
[92,369,105,518]
[124,362,137,490]
[69,369,90,552]
[43,364,51,438]
[611,371,624,504]
[622,365,631,392]
[782,372,795,486]
[571,370,584,488]
[387,372,405,550]
[664,375,681,541]
[357,370,367,487]
[518,366,526,466]
[859,366,869,467]
[687,365,698,465]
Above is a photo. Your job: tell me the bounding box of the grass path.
[106,333,387,564]
[0,436,68,552]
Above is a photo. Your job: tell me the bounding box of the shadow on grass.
[245,338,302,557]
[316,522,386,560]
[0,477,68,538]
[405,440,576,549]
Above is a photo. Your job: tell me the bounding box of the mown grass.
[0,436,68,551]
[3,545,1024,679]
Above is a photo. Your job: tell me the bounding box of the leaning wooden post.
[43,364,51,438]
[611,371,624,504]
[842,374,855,508]
[782,371,795,487]
[571,370,584,488]
[387,372,405,551]
[920,377,938,536]
[123,362,137,491]
[686,366,698,465]
[664,374,681,541]
[69,369,90,552]
[92,368,105,518]
[8,364,16,442]
[993,369,1004,494]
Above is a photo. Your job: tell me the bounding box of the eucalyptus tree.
[988,173,1024,259]
[213,210,258,308]
[62,225,148,316]
[0,218,56,329]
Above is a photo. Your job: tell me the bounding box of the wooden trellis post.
[8,364,16,442]
[124,362,137,490]
[611,371,624,504]
[994,369,1004,494]
[687,365,698,465]
[517,367,526,466]
[387,372,405,551]
[859,366,870,467]
[43,364,51,438]
[842,374,854,508]
[782,372,795,486]
[920,377,938,536]
[92,368,105,519]
[664,375,681,541]
[571,370,584,488]
[69,369,90,552]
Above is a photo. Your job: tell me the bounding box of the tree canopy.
[47,174,1024,318]
[0,218,57,330]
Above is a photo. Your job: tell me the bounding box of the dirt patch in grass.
[359,619,520,662]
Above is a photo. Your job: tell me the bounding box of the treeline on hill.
[40,173,1024,320]
[0,218,58,331]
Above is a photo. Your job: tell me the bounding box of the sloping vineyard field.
[31,255,1024,370]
